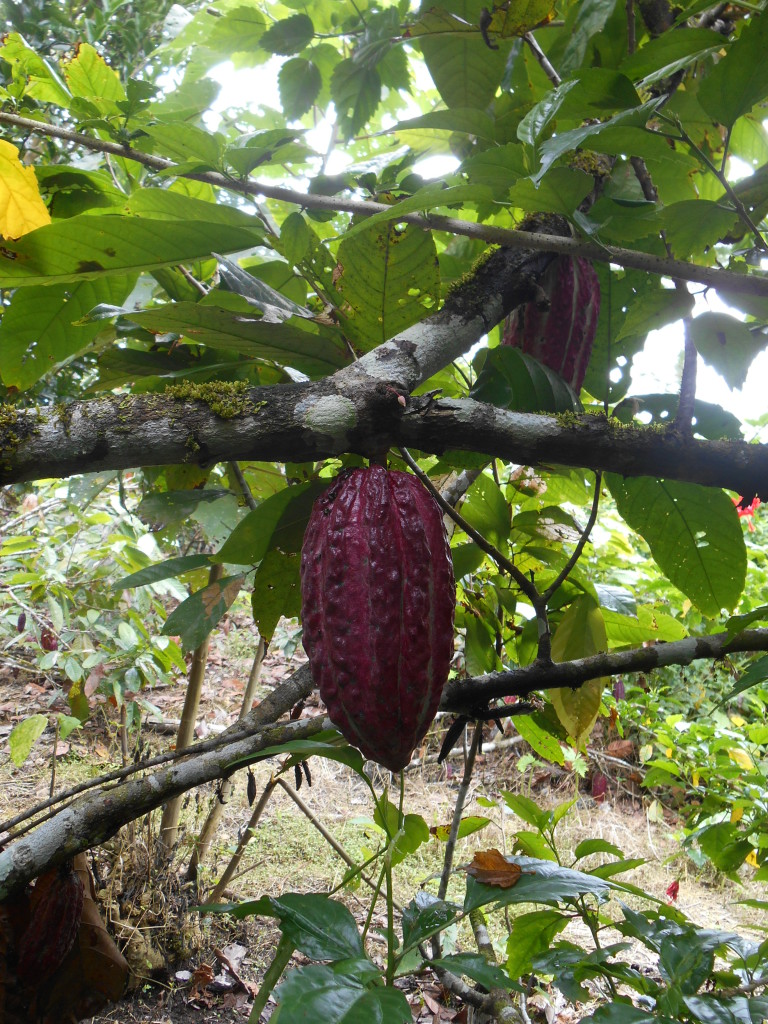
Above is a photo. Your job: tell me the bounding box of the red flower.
[733,496,761,533]
[666,880,680,902]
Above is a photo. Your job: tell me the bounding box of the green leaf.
[280,212,311,266]
[461,474,510,547]
[512,714,565,765]
[500,792,549,829]
[113,554,212,591]
[510,167,594,217]
[573,838,625,861]
[330,59,381,137]
[431,953,520,991]
[471,347,581,415]
[391,813,431,867]
[96,298,348,379]
[216,481,327,565]
[261,13,314,55]
[451,542,486,581]
[698,15,768,127]
[401,892,460,950]
[271,893,365,960]
[238,735,369,779]
[550,597,607,746]
[717,655,768,706]
[602,605,687,646]
[619,28,725,85]
[0,190,265,287]
[142,123,224,170]
[611,394,743,441]
[278,58,322,119]
[334,219,439,349]
[250,549,300,644]
[415,1,510,110]
[606,476,747,617]
[506,909,570,977]
[276,965,411,1024]
[392,108,497,142]
[0,275,135,390]
[660,201,740,260]
[9,714,48,766]
[162,574,244,650]
[464,856,611,912]
[688,312,764,391]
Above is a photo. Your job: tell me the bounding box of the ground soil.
[0,615,764,1023]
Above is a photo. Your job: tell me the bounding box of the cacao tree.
[2,0,768,1018]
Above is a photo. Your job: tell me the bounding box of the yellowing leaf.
[746,849,759,868]
[728,748,754,770]
[730,806,744,824]
[550,596,608,746]
[0,140,51,239]
[488,0,556,37]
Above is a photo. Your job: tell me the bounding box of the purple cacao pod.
[17,862,84,982]
[300,466,455,772]
[502,256,600,391]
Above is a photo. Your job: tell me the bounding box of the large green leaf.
[606,476,747,617]
[215,481,328,565]
[250,548,301,644]
[237,893,364,961]
[688,312,765,391]
[618,28,725,85]
[0,274,135,390]
[334,219,439,349]
[113,554,212,591]
[471,348,581,414]
[698,15,768,127]
[0,190,265,287]
[162,574,245,650]
[277,965,411,1024]
[414,1,511,109]
[464,856,611,912]
[90,297,348,378]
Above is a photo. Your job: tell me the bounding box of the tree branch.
[2,110,768,297]
[441,628,768,710]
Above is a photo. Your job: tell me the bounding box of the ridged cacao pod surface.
[16,861,84,982]
[502,255,600,391]
[301,466,455,772]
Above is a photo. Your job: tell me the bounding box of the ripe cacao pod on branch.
[502,255,600,391]
[16,861,84,982]
[300,466,455,772]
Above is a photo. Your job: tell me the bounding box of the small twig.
[523,32,561,86]
[228,461,259,511]
[626,0,636,54]
[541,470,602,603]
[432,721,483,964]
[398,447,540,605]
[49,716,59,799]
[663,114,768,251]
[177,264,210,296]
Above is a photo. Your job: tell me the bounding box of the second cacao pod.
[300,466,455,771]
[502,255,600,391]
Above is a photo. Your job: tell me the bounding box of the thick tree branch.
[2,111,768,297]
[3,627,765,898]
[3,383,767,498]
[0,713,328,900]
[441,628,768,710]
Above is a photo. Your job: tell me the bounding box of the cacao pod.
[16,861,84,982]
[300,466,455,772]
[501,255,600,391]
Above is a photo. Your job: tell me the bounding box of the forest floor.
[0,610,764,1024]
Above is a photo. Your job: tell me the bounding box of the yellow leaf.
[730,806,744,823]
[746,849,759,868]
[0,140,51,239]
[692,771,700,787]
[730,714,746,727]
[728,748,754,770]
[665,747,673,758]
